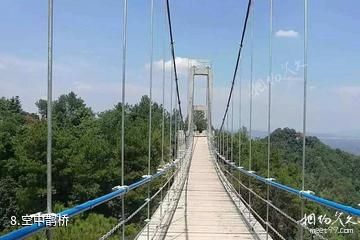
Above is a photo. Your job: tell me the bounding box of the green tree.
[193,110,207,133]
[0,97,24,162]
[0,177,19,231]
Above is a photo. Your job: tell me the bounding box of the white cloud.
[0,54,119,112]
[0,54,192,115]
[275,29,299,38]
[150,57,201,77]
[2,53,360,134]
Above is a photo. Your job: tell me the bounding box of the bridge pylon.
[187,60,213,137]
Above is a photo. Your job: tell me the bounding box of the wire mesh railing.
[209,135,360,240]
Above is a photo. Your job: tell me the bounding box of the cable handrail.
[213,148,360,218]
[100,155,185,240]
[0,151,189,240]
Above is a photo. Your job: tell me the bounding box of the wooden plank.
[163,137,256,240]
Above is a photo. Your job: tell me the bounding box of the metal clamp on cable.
[142,175,152,180]
[175,159,182,166]
[112,185,129,193]
[266,178,276,181]
[299,190,315,198]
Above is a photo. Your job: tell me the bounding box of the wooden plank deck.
[163,136,255,240]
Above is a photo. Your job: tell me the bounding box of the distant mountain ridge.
[319,138,360,155]
[250,129,360,155]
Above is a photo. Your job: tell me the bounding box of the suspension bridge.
[1,0,360,240]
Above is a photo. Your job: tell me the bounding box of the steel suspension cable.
[266,1,273,239]
[248,0,255,220]
[165,0,183,121]
[226,113,229,160]
[217,131,220,153]
[224,115,227,158]
[147,1,155,239]
[238,54,243,197]
[231,95,234,163]
[174,90,178,159]
[161,0,166,166]
[46,1,54,239]
[120,0,128,239]
[300,0,308,239]
[219,129,222,154]
[219,0,252,132]
[218,128,220,153]
[169,55,173,160]
[219,129,221,154]
[222,124,224,155]
[218,131,220,154]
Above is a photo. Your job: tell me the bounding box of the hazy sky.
[0,0,359,134]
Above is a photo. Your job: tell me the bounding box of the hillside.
[218,127,360,239]
[0,93,180,239]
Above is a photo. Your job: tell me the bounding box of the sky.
[0,0,359,135]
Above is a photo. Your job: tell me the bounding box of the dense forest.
[1,93,359,239]
[0,93,182,239]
